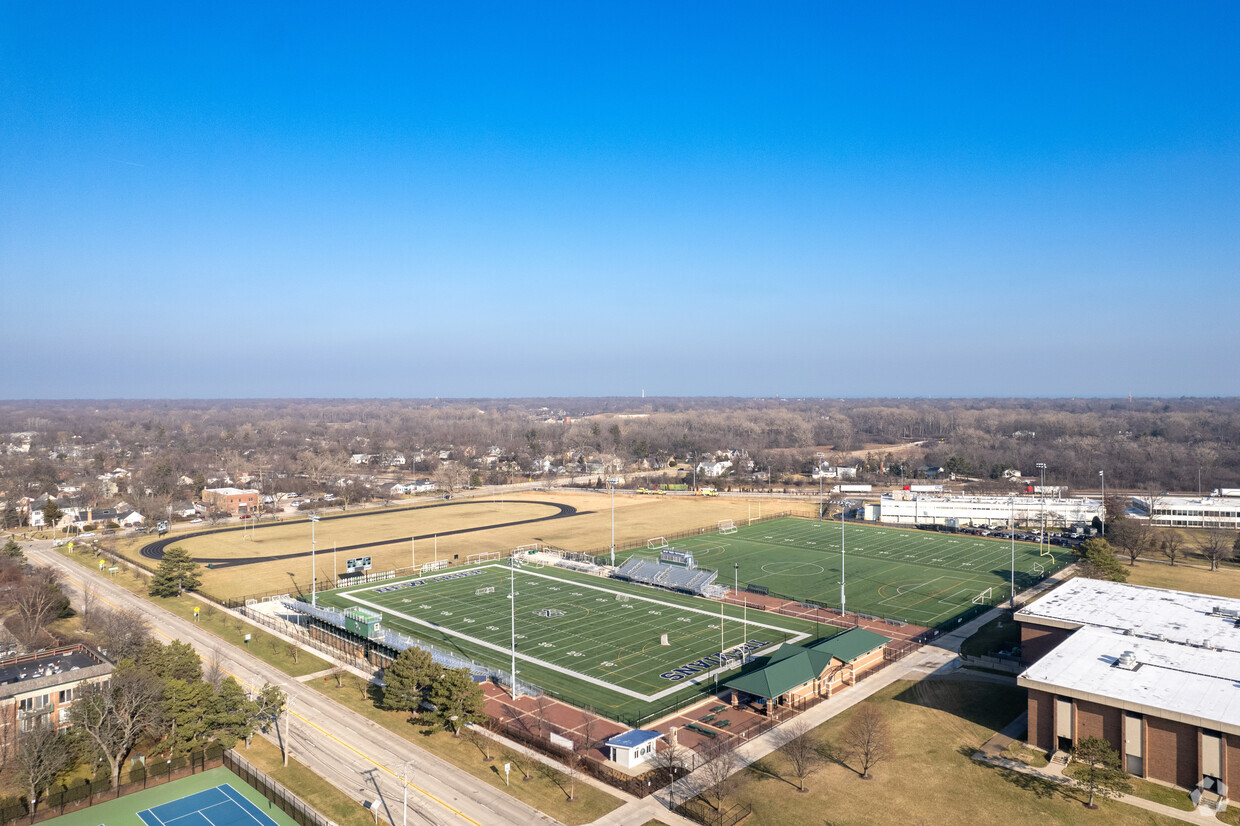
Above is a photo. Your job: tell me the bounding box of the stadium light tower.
[509,557,519,699]
[840,500,847,616]
[816,452,825,521]
[608,477,621,567]
[310,513,320,607]
[1036,462,1047,557]
[1010,496,1017,610]
[1099,470,1106,536]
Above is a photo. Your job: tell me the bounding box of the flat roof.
[1015,577,1240,654]
[1018,625,1240,736]
[605,729,662,749]
[204,487,258,496]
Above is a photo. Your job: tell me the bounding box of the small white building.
[604,729,663,770]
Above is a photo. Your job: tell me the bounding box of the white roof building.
[1132,494,1240,530]
[876,493,1101,528]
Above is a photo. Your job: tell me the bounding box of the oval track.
[139,499,583,568]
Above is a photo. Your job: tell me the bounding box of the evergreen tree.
[211,678,259,748]
[40,501,63,531]
[420,667,486,736]
[380,647,440,712]
[139,639,202,681]
[2,538,23,559]
[149,546,202,597]
[1076,538,1128,582]
[164,678,216,756]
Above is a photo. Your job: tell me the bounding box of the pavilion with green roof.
[722,627,891,711]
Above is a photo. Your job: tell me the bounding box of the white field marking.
[342,565,807,702]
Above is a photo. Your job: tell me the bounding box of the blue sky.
[2,2,1237,399]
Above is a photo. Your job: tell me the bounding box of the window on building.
[58,688,72,704]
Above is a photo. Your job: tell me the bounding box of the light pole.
[401,761,414,826]
[509,557,519,699]
[608,477,620,567]
[1036,462,1047,557]
[282,694,295,767]
[1009,496,1017,610]
[310,513,320,606]
[734,562,739,596]
[840,501,846,616]
[1099,470,1106,536]
[816,452,825,521]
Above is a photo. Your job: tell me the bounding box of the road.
[25,540,560,826]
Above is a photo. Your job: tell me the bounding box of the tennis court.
[138,785,277,826]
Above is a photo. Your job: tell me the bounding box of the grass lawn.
[1124,559,1240,599]
[56,546,331,677]
[238,737,375,826]
[307,672,624,826]
[1063,763,1194,812]
[960,616,1021,658]
[727,679,1185,826]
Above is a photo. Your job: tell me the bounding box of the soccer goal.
[614,593,629,602]
[972,587,993,605]
[718,519,737,535]
[647,536,669,550]
[514,543,540,555]
[421,560,448,574]
[467,551,501,564]
[475,586,495,596]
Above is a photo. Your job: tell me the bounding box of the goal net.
[972,587,993,605]
[718,519,737,535]
[467,551,500,564]
[475,586,495,595]
[647,536,668,550]
[514,543,539,555]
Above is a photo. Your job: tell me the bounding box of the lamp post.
[282,694,295,767]
[840,501,847,616]
[310,513,320,606]
[509,557,519,699]
[1099,470,1106,536]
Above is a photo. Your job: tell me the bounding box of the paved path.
[27,540,563,826]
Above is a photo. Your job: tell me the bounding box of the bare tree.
[1159,529,1183,566]
[15,725,71,818]
[435,461,469,496]
[1197,528,1234,572]
[534,694,552,738]
[505,748,534,782]
[778,719,821,791]
[6,569,69,646]
[696,738,740,814]
[96,608,150,661]
[841,705,892,779]
[70,665,165,787]
[1110,518,1154,566]
[651,732,692,807]
[204,647,225,689]
[80,582,98,630]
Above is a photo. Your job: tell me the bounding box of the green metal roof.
[722,628,892,700]
[807,628,891,663]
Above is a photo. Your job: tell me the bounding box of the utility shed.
[344,607,383,638]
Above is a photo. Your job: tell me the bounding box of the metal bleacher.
[612,557,718,595]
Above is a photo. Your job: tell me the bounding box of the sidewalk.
[973,718,1221,824]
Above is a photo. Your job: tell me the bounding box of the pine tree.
[1071,736,1132,808]
[420,667,486,736]
[149,546,202,597]
[211,678,259,748]
[380,647,440,712]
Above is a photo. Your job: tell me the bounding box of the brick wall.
[1226,733,1240,788]
[1145,716,1198,789]
[1019,623,1072,665]
[1027,689,1053,752]
[1075,699,1122,751]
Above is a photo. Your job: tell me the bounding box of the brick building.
[201,487,260,515]
[0,645,114,736]
[1016,578,1240,803]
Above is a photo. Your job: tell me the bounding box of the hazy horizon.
[3,3,1237,399]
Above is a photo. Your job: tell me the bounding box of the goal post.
[467,551,501,564]
[1039,542,1053,558]
[475,586,495,595]
[647,536,668,550]
[718,519,737,535]
[514,543,539,555]
[972,587,993,605]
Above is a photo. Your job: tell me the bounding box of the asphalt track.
[138,499,584,568]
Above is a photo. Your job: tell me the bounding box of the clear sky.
[2,2,1237,399]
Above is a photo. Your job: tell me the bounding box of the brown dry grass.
[105,491,801,599]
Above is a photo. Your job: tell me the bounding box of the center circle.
[760,561,825,576]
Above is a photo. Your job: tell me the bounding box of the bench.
[687,724,717,739]
[711,704,727,713]
[715,719,731,728]
[699,714,716,723]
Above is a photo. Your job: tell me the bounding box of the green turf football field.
[316,562,816,723]
[635,517,1074,626]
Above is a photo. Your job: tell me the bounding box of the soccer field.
[636,517,1074,627]
[316,562,815,723]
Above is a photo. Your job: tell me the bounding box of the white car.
[190,518,203,523]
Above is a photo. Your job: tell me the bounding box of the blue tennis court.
[137,784,279,826]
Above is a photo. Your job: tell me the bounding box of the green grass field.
[630,517,1075,627]
[315,562,816,724]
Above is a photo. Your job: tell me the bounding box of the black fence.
[0,745,225,826]
[587,510,793,564]
[224,750,337,826]
[674,799,751,826]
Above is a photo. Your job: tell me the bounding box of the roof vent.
[1213,607,1240,620]
[1114,651,1140,671]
